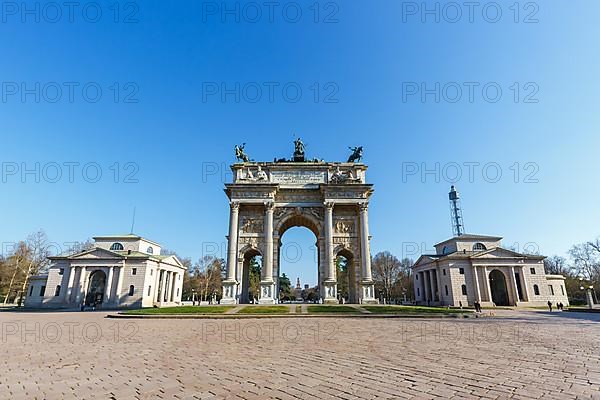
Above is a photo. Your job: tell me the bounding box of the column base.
[258,281,276,304]
[323,281,338,304]
[221,280,238,305]
[360,281,377,304]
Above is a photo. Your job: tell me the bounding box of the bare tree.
[17,231,53,305]
[372,251,402,303]
[194,256,223,302]
[569,242,600,281]
[544,255,571,275]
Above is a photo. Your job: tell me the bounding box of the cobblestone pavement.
[1,310,599,399]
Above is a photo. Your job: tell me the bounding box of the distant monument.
[221,137,376,305]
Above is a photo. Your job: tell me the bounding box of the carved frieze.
[240,217,263,233]
[334,217,355,234]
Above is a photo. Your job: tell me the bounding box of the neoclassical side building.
[221,143,377,304]
[25,234,186,309]
[412,234,569,307]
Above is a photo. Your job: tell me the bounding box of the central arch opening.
[277,214,320,303]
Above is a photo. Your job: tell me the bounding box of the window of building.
[148,285,152,296]
[442,246,448,254]
[132,268,137,275]
[443,269,446,276]
[59,268,64,275]
[459,268,465,275]
[129,285,135,296]
[416,274,418,281]
[55,285,61,296]
[530,267,536,274]
[29,285,34,296]
[445,285,448,296]
[461,284,467,295]
[548,285,554,295]
[40,286,46,296]
[533,284,540,295]
[561,285,565,296]
[473,242,487,251]
[150,269,153,276]
[177,288,179,297]
[110,242,124,251]
[417,287,420,296]
[147,246,153,254]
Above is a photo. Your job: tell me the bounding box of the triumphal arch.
[221,139,376,304]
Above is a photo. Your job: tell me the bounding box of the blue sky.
[1,1,599,286]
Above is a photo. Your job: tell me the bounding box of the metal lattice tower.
[449,185,464,236]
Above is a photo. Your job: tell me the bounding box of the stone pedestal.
[323,281,338,304]
[587,289,595,310]
[360,281,377,304]
[258,281,276,304]
[221,280,238,305]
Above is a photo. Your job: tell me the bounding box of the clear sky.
[1,1,599,286]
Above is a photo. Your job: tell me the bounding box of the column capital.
[324,201,335,210]
[264,201,275,211]
[230,201,240,211]
[359,202,369,212]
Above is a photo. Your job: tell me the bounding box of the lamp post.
[579,276,595,310]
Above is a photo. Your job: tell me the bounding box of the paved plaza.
[0,310,599,399]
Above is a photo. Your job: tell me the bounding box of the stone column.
[521,266,530,301]
[115,262,125,305]
[160,270,168,304]
[154,268,162,303]
[419,271,426,301]
[473,266,482,302]
[259,202,276,304]
[322,202,338,303]
[76,267,86,304]
[510,266,520,305]
[483,266,492,302]
[226,202,240,281]
[358,202,375,304]
[170,272,177,302]
[104,266,114,304]
[222,202,240,304]
[65,266,76,304]
[435,267,443,304]
[428,269,436,302]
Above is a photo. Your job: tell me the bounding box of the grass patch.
[237,306,289,314]
[362,305,471,314]
[122,306,234,315]
[307,305,361,313]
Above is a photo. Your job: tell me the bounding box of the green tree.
[248,256,261,302]
[336,256,349,302]
[279,273,293,301]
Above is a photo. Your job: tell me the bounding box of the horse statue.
[235,143,250,163]
[347,146,363,163]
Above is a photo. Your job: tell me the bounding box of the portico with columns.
[24,234,186,309]
[221,160,377,305]
[412,234,570,307]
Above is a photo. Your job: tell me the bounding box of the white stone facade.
[412,234,569,307]
[222,161,377,305]
[24,234,186,309]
